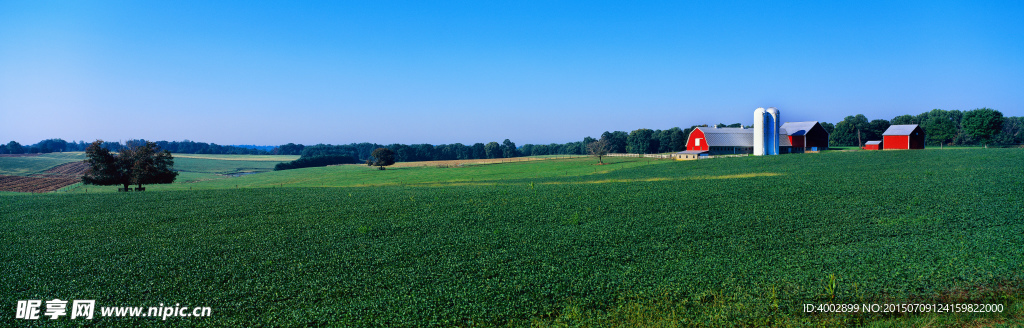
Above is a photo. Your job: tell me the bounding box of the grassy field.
[2,149,1022,326]
[0,153,84,176]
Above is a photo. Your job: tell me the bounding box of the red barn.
[780,121,830,151]
[882,124,925,149]
[863,140,882,150]
[686,126,793,155]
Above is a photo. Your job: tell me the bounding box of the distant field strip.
[388,155,582,168]
[171,154,299,161]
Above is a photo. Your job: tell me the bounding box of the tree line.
[5,108,1019,159]
[828,108,1020,147]
[0,139,271,155]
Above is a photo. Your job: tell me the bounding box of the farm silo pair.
[753,107,780,156]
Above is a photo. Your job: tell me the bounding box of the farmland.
[1,149,1022,326]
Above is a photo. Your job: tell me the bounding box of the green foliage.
[274,155,358,171]
[831,114,870,146]
[485,142,502,159]
[626,128,654,154]
[2,150,1023,326]
[370,148,396,170]
[962,108,1005,146]
[82,140,179,189]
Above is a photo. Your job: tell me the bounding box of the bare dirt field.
[0,175,80,193]
[0,162,89,192]
[34,161,90,177]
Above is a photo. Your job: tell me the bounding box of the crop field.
[389,155,582,168]
[67,156,660,193]
[1,149,1022,327]
[0,152,84,176]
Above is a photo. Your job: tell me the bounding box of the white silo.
[753,108,766,155]
[766,107,780,155]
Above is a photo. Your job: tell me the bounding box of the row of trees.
[0,139,270,155]
[9,108,1019,160]
[830,108,1018,147]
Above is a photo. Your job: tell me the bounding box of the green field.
[0,153,84,176]
[2,149,1022,326]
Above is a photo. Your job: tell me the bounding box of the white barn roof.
[697,127,792,147]
[865,141,882,145]
[779,121,819,136]
[882,124,920,136]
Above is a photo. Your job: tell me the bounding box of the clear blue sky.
[2,1,1022,146]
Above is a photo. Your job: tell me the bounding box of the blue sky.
[2,1,1022,146]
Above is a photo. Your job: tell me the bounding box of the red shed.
[882,124,925,149]
[780,121,830,151]
[863,140,882,150]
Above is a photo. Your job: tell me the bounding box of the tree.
[994,116,1023,145]
[82,140,178,191]
[865,119,891,141]
[924,111,958,146]
[587,139,611,164]
[831,115,869,147]
[890,114,917,125]
[501,139,518,158]
[6,141,24,154]
[600,131,628,153]
[123,141,178,189]
[471,143,486,159]
[626,129,654,154]
[484,142,502,158]
[961,108,1004,147]
[370,148,396,170]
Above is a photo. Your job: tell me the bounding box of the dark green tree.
[82,140,177,191]
[6,141,24,154]
[961,108,1005,147]
[994,116,1023,145]
[471,143,486,159]
[865,119,891,141]
[626,129,654,154]
[484,142,502,158]
[831,115,870,146]
[890,115,917,125]
[501,139,518,158]
[923,110,958,146]
[600,131,628,153]
[370,148,396,170]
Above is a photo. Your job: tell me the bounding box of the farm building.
[780,121,830,151]
[671,150,707,160]
[882,124,925,149]
[685,126,794,155]
[863,140,882,150]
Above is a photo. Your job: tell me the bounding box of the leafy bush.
[274,155,358,171]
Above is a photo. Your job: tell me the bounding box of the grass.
[68,156,661,193]
[0,152,84,176]
[2,149,1022,326]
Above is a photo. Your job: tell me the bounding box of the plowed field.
[0,175,79,193]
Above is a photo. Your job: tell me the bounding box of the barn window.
[696,138,701,147]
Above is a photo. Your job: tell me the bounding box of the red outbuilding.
[780,121,830,151]
[882,124,925,150]
[863,140,882,150]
